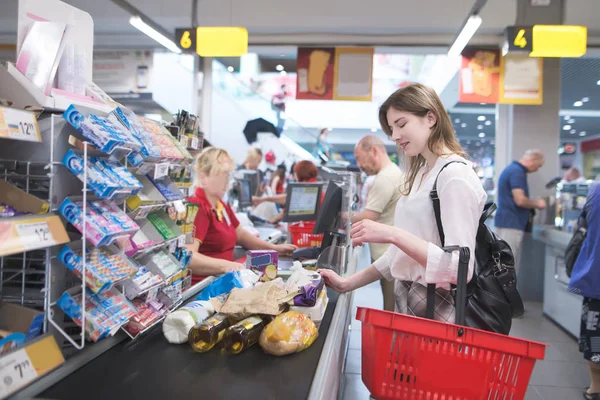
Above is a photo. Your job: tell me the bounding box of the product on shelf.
[147,176,184,202]
[121,266,163,300]
[222,315,269,355]
[0,180,49,218]
[91,158,142,195]
[57,288,137,342]
[135,116,193,162]
[146,213,177,241]
[157,282,182,308]
[63,105,142,154]
[124,298,167,337]
[59,198,139,246]
[188,313,232,352]
[245,250,278,282]
[62,150,120,198]
[183,203,199,235]
[259,311,318,356]
[57,245,138,294]
[162,300,215,344]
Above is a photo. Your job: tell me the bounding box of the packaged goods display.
[188,313,233,352]
[57,289,137,342]
[162,300,215,344]
[259,311,319,356]
[121,266,163,300]
[57,245,138,294]
[124,298,167,337]
[222,315,270,355]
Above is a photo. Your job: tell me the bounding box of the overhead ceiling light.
[448,15,483,57]
[280,71,287,76]
[597,80,600,86]
[477,125,483,129]
[461,123,467,128]
[484,120,492,126]
[227,66,234,72]
[580,132,587,136]
[480,103,486,105]
[478,132,485,138]
[570,129,576,134]
[455,118,460,123]
[563,125,572,130]
[467,140,472,144]
[371,128,378,133]
[574,101,583,107]
[582,97,590,102]
[280,54,286,57]
[568,119,575,124]
[477,116,486,121]
[328,127,333,131]
[276,64,284,71]
[564,115,571,120]
[129,16,181,54]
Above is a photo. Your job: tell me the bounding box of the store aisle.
[342,287,586,400]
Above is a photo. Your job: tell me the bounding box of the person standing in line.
[271,84,287,133]
[568,185,600,400]
[316,128,332,164]
[351,135,403,311]
[563,167,587,184]
[494,149,546,273]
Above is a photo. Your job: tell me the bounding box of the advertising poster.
[93,50,153,94]
[499,54,543,105]
[295,47,335,100]
[459,48,501,104]
[333,47,374,101]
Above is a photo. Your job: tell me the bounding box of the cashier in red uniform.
[186,147,296,283]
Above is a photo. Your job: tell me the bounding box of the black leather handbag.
[426,162,525,335]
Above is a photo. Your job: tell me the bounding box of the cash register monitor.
[237,179,252,209]
[313,180,343,235]
[282,183,322,223]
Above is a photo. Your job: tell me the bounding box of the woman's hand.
[222,261,246,273]
[318,269,350,293]
[273,243,297,256]
[252,196,264,206]
[350,219,398,246]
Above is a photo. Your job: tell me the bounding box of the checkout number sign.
[0,348,38,397]
[175,28,197,54]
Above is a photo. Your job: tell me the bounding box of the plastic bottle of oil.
[188,313,232,352]
[221,315,270,355]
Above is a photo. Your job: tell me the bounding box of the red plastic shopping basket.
[288,221,323,248]
[356,307,547,400]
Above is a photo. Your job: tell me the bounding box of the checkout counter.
[12,173,361,400]
[534,182,590,338]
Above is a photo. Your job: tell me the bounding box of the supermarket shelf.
[0,214,69,257]
[129,235,184,259]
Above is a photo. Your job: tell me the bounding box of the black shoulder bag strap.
[425,161,467,322]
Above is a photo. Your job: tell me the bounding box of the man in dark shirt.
[495,149,547,273]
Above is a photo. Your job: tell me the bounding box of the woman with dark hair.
[270,164,287,195]
[319,83,486,323]
[253,160,319,207]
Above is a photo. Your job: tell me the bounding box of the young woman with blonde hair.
[319,83,486,322]
[186,147,295,283]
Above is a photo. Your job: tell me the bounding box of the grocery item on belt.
[162,300,215,344]
[195,270,259,301]
[245,250,278,282]
[219,279,287,320]
[284,265,324,307]
[188,312,232,352]
[221,315,270,355]
[259,311,318,356]
[289,288,329,329]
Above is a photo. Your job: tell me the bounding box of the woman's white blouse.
[373,154,487,290]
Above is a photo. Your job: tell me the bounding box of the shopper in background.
[270,163,287,195]
[351,135,403,311]
[563,167,587,184]
[239,147,264,196]
[271,84,287,133]
[568,185,600,400]
[186,147,296,283]
[320,83,486,323]
[316,128,332,164]
[253,160,319,207]
[494,149,546,274]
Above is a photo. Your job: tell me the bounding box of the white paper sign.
[178,235,186,247]
[154,162,170,180]
[0,349,38,397]
[179,136,189,147]
[168,240,177,254]
[15,221,56,250]
[0,107,41,143]
[190,137,199,149]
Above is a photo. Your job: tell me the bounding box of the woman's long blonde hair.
[378,83,467,195]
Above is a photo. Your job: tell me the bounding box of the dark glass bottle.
[188,313,232,352]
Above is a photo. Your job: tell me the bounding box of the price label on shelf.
[190,137,199,150]
[0,349,38,397]
[0,107,41,143]
[178,235,187,247]
[154,162,170,180]
[168,240,177,254]
[15,221,56,250]
[179,136,189,148]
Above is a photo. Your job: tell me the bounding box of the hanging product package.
[259,311,319,356]
[195,270,260,301]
